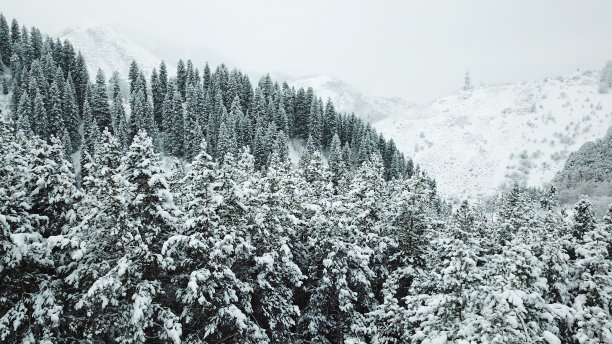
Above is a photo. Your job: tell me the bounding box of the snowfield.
[373,71,612,202]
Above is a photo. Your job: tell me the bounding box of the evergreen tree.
[162,86,184,158]
[216,121,237,163]
[464,71,472,90]
[63,73,81,151]
[151,67,164,130]
[183,83,203,160]
[32,90,48,139]
[328,133,344,186]
[81,99,100,169]
[323,99,337,147]
[9,18,20,47]
[569,198,612,343]
[92,69,112,132]
[176,59,186,100]
[130,89,157,145]
[571,196,597,242]
[128,59,139,93]
[73,52,89,111]
[16,90,32,134]
[47,82,64,138]
[0,14,11,65]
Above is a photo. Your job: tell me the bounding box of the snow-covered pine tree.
[0,121,74,342]
[81,98,100,176]
[90,69,112,132]
[31,89,48,139]
[569,196,612,343]
[16,90,32,135]
[67,129,182,343]
[162,84,184,158]
[63,73,81,151]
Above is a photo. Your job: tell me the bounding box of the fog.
[4,0,612,103]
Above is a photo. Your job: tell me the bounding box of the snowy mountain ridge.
[374,70,612,202]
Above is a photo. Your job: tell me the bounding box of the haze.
[4,0,612,103]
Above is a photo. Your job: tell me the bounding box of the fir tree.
[81,99,100,171]
[0,14,11,65]
[16,90,32,134]
[73,52,89,111]
[162,86,184,158]
[47,81,65,140]
[32,90,48,139]
[176,59,186,100]
[63,73,81,151]
[92,69,112,132]
[128,59,139,93]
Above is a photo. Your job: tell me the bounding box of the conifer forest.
[1,8,612,344]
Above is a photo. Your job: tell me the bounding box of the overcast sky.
[4,0,612,103]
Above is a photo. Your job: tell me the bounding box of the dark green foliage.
[73,52,89,111]
[0,14,11,65]
[162,85,184,158]
[91,69,112,132]
[63,74,81,151]
[176,59,186,100]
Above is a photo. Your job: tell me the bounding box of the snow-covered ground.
[374,71,612,202]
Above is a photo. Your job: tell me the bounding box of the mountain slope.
[58,24,166,80]
[289,75,415,123]
[375,70,612,201]
[552,128,612,214]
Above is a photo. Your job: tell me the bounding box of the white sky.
[4,0,612,103]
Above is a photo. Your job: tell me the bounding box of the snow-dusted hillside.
[55,24,612,203]
[289,75,415,123]
[59,24,166,81]
[375,70,612,202]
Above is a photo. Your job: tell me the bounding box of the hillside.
[58,24,167,80]
[288,75,415,123]
[375,70,612,202]
[57,24,612,203]
[552,128,612,214]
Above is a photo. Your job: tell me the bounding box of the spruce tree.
[73,52,89,111]
[216,121,237,163]
[63,73,81,151]
[176,59,186,100]
[47,81,65,140]
[150,67,164,130]
[128,59,139,93]
[16,90,32,134]
[81,98,100,168]
[0,14,10,65]
[183,83,203,160]
[162,86,184,158]
[32,90,48,139]
[328,133,344,185]
[9,18,20,46]
[323,99,337,147]
[92,69,112,132]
